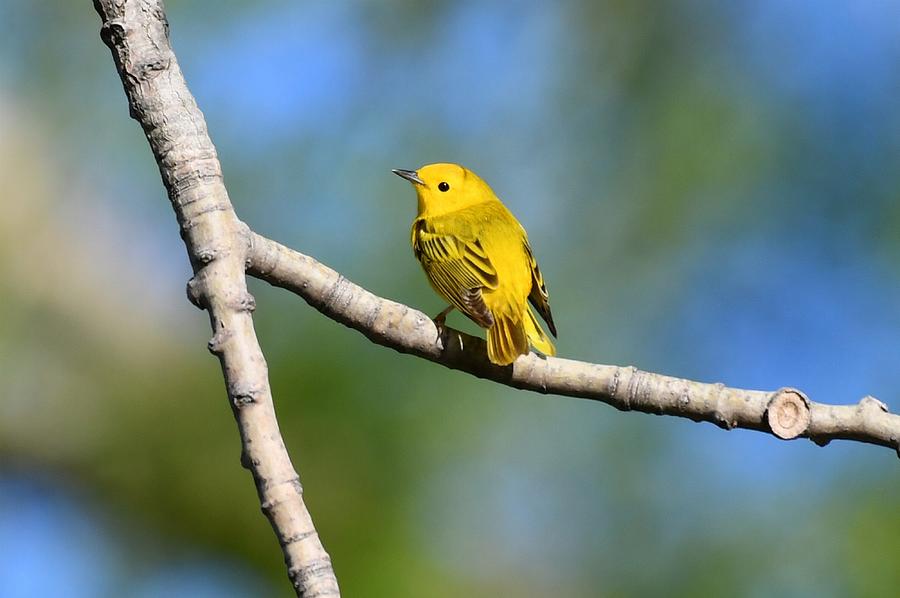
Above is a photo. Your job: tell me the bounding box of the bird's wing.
[524,240,557,337]
[413,225,498,328]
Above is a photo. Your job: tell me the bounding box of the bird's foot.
[432,305,454,342]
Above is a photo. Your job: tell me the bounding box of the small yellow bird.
[393,163,557,365]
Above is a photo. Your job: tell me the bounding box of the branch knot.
[99,19,126,50]
[186,276,205,309]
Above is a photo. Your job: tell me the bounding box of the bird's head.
[393,163,496,218]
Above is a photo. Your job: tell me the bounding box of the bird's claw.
[432,306,453,343]
[432,315,446,342]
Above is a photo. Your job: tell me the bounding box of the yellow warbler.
[393,163,557,365]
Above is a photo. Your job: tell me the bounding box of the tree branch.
[247,233,900,458]
[93,1,340,595]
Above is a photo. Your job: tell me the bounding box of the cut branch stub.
[767,388,811,440]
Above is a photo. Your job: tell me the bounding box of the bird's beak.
[392,168,425,185]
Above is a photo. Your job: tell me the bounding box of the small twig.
[247,233,900,458]
[93,2,340,595]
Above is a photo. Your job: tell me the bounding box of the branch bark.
[93,2,340,595]
[247,233,900,458]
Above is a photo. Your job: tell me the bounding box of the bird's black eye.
[438,181,450,192]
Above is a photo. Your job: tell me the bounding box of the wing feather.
[413,220,497,328]
[524,240,557,337]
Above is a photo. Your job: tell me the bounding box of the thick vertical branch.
[93,1,340,595]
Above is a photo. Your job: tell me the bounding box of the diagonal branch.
[93,1,340,596]
[247,233,900,458]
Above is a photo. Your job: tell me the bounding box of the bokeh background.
[1,1,898,596]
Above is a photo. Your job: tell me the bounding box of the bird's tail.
[524,305,556,357]
[487,312,529,366]
[487,307,555,366]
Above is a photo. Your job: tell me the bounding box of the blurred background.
[1,1,898,596]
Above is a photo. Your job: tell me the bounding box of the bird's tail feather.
[524,306,556,357]
[487,313,529,366]
[486,307,555,365]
